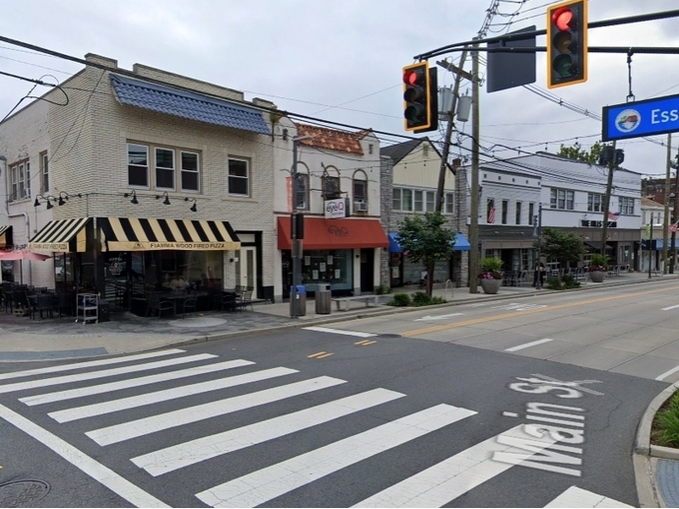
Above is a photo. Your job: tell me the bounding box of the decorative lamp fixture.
[124,190,139,204]
[156,191,171,205]
[57,191,82,206]
[34,194,56,209]
[185,197,197,212]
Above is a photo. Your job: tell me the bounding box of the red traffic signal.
[402,61,437,132]
[546,0,587,89]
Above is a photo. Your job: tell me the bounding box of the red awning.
[277,216,389,250]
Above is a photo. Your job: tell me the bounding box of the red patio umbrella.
[0,250,50,261]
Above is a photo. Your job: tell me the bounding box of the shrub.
[374,284,390,295]
[430,296,447,305]
[546,276,562,290]
[388,293,411,307]
[561,274,580,289]
[589,253,609,272]
[412,291,431,306]
[654,391,679,447]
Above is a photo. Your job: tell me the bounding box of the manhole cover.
[0,480,50,507]
[377,333,401,338]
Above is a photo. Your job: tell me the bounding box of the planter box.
[589,271,606,283]
[480,278,502,294]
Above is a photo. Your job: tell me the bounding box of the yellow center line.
[402,285,676,337]
[307,351,327,358]
[316,353,334,359]
[360,340,377,346]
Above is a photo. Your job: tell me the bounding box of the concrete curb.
[635,383,679,507]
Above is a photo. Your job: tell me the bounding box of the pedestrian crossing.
[0,348,631,508]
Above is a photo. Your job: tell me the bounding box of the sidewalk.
[0,270,678,507]
[0,270,672,362]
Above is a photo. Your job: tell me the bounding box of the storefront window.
[282,249,353,293]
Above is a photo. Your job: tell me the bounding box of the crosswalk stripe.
[352,424,559,507]
[49,366,299,423]
[195,403,477,508]
[87,376,347,446]
[0,403,168,508]
[303,326,377,338]
[545,486,632,508]
[21,359,256,407]
[0,353,217,394]
[131,388,405,477]
[0,349,186,381]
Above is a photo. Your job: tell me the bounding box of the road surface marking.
[494,303,547,311]
[0,403,168,508]
[545,486,632,508]
[662,304,679,311]
[656,364,679,381]
[505,338,553,352]
[316,352,334,359]
[20,359,255,406]
[403,286,677,337]
[414,313,463,321]
[303,326,377,338]
[0,349,186,381]
[196,404,477,508]
[131,388,404,476]
[308,351,329,358]
[48,367,298,423]
[86,376,346,446]
[0,353,216,394]
[355,340,377,346]
[352,424,558,507]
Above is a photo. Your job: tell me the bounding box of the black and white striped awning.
[0,225,12,248]
[28,218,90,252]
[98,217,240,251]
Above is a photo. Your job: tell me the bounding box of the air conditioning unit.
[354,200,368,212]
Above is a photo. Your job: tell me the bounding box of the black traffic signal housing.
[402,61,438,132]
[547,0,587,89]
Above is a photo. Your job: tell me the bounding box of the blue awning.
[387,232,470,252]
[453,232,471,251]
[110,74,271,135]
[388,233,401,253]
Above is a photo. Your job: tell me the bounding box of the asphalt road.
[0,284,669,509]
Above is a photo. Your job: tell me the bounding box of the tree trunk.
[426,262,435,297]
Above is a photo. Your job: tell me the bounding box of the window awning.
[277,216,389,250]
[387,231,470,253]
[584,241,614,251]
[29,218,90,252]
[0,225,12,248]
[99,217,240,251]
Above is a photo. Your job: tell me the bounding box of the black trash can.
[290,285,306,317]
[315,283,331,314]
[98,299,110,323]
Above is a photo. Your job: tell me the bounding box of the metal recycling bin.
[290,285,306,317]
[315,283,331,314]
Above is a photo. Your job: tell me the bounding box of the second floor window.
[40,152,49,194]
[9,161,30,201]
[551,188,574,210]
[620,196,635,215]
[587,193,604,212]
[353,170,367,203]
[294,173,309,210]
[515,201,522,225]
[128,144,149,187]
[528,202,535,225]
[501,200,508,224]
[322,168,341,199]
[228,158,249,197]
[155,148,175,190]
[181,151,199,192]
[445,193,454,214]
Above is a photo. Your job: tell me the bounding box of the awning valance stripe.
[29,218,90,252]
[99,217,240,251]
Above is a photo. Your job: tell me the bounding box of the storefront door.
[360,248,374,293]
[239,246,257,295]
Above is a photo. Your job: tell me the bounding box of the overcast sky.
[1,0,679,180]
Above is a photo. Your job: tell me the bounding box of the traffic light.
[546,0,587,89]
[402,61,437,132]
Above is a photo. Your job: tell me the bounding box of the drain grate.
[0,480,50,508]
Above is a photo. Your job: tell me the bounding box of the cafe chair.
[35,293,55,319]
[181,296,198,318]
[235,290,253,312]
[146,293,175,318]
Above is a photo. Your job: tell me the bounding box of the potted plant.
[479,257,504,294]
[588,253,609,282]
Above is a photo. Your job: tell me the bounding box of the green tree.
[557,141,605,164]
[397,212,455,297]
[539,227,585,268]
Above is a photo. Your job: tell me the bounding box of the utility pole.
[663,133,672,274]
[434,49,469,213]
[600,140,616,258]
[672,148,679,274]
[469,39,480,294]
